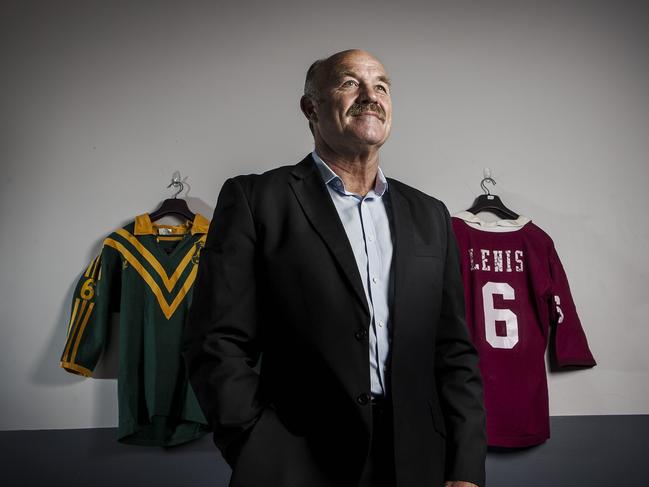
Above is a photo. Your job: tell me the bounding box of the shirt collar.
[454,210,531,232]
[134,213,210,236]
[312,150,388,197]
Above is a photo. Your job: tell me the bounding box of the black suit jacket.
[183,154,486,487]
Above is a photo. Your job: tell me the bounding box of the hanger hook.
[480,177,496,196]
[167,171,184,199]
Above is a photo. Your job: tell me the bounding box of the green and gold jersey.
[60,213,211,446]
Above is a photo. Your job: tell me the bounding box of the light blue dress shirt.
[312,151,393,397]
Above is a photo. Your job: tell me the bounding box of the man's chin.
[344,121,389,142]
[347,129,389,147]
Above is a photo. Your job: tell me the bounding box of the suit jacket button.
[355,329,368,341]
[356,393,371,406]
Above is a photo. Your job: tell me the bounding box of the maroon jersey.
[452,212,596,447]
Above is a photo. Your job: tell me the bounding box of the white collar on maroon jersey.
[454,211,531,233]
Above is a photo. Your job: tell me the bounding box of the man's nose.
[357,83,378,103]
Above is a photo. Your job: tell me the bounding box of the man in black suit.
[183,49,486,487]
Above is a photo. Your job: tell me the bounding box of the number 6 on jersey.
[482,282,518,349]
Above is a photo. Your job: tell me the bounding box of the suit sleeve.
[434,204,487,487]
[548,244,596,367]
[183,177,265,465]
[60,245,120,377]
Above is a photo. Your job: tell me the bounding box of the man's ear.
[300,95,318,123]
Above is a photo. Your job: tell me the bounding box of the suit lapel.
[386,181,414,337]
[289,155,370,317]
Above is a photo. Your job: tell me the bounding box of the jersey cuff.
[557,358,596,368]
[60,361,93,377]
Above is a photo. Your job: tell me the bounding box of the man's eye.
[376,85,388,93]
[342,80,358,87]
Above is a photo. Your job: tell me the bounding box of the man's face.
[311,51,392,152]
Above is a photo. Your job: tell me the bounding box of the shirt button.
[368,235,374,242]
[356,393,371,406]
[372,277,378,284]
[377,320,384,328]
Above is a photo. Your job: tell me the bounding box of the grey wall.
[1,0,648,431]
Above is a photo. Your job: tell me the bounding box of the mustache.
[347,102,385,119]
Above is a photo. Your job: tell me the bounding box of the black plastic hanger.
[467,177,519,220]
[149,175,195,222]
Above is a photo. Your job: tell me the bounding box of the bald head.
[304,49,385,101]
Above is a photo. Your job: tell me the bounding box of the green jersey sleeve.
[60,244,121,377]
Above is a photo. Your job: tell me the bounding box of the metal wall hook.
[167,171,184,199]
[480,177,497,196]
